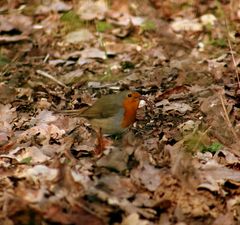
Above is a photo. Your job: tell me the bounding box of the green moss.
[183,130,211,154]
[182,128,222,154]
[141,20,156,32]
[121,61,135,70]
[96,21,113,33]
[123,37,141,44]
[214,0,225,18]
[0,54,10,67]
[204,23,213,32]
[209,38,227,48]
[20,157,32,164]
[183,133,204,153]
[60,11,84,32]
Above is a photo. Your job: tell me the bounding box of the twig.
[36,70,68,88]
[219,93,238,140]
[43,54,50,63]
[1,51,23,76]
[225,20,240,88]
[192,125,212,153]
[0,35,30,44]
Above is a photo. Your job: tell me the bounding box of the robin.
[60,90,144,153]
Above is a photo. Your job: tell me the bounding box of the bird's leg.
[94,128,105,155]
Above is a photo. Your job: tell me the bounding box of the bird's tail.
[54,108,87,117]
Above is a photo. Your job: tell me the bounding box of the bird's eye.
[128,93,132,97]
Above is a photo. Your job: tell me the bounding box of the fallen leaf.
[121,213,149,225]
[60,69,84,84]
[15,146,50,163]
[131,163,161,191]
[157,99,192,114]
[35,0,72,14]
[0,14,32,35]
[96,149,128,172]
[200,160,240,182]
[33,110,58,125]
[200,14,217,26]
[80,48,106,60]
[76,0,108,20]
[171,18,202,32]
[0,35,30,43]
[24,165,58,181]
[64,29,94,43]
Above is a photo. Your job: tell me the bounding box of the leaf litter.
[0,0,240,225]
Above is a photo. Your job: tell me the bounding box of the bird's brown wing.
[57,91,130,119]
[80,94,123,119]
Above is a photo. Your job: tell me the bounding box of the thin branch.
[36,70,68,88]
[219,93,238,140]
[225,19,240,88]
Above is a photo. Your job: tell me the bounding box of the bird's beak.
[139,95,154,111]
[139,99,146,108]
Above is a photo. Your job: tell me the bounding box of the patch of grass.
[0,54,10,67]
[20,157,32,164]
[183,133,204,153]
[121,61,135,70]
[200,142,222,154]
[179,2,194,10]
[123,36,141,44]
[100,67,114,81]
[60,11,84,32]
[183,128,222,154]
[96,21,113,32]
[204,23,213,32]
[140,20,156,32]
[209,38,227,48]
[214,0,225,19]
[183,130,211,154]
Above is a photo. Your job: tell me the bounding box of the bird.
[59,90,143,154]
[59,90,143,135]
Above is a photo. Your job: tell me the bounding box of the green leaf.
[200,142,222,154]
[20,157,32,164]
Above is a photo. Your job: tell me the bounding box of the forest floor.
[0,0,240,224]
